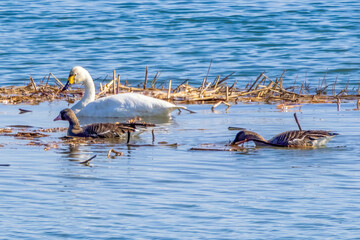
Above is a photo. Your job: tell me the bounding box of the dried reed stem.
[117,74,120,94]
[112,70,116,94]
[213,75,220,88]
[50,73,64,88]
[45,73,51,86]
[167,80,172,100]
[247,72,264,92]
[226,86,229,102]
[29,77,37,92]
[144,66,148,89]
[205,59,212,82]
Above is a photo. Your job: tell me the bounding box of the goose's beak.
[53,113,62,121]
[231,139,247,145]
[62,74,75,91]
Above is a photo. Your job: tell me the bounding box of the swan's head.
[62,66,91,91]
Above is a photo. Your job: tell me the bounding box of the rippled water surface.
[0,0,359,86]
[1,102,360,239]
[1,1,360,239]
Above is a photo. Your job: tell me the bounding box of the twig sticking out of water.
[29,76,37,92]
[152,129,155,143]
[144,66,148,89]
[151,71,161,88]
[205,59,212,83]
[80,155,96,165]
[211,101,231,112]
[293,113,302,131]
[19,108,32,114]
[50,73,64,88]
[167,80,172,100]
[337,98,341,111]
[127,131,131,144]
[117,74,120,94]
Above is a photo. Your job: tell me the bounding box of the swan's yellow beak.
[68,74,75,84]
[62,74,75,91]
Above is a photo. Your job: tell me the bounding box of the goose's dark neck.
[245,131,267,142]
[67,117,82,135]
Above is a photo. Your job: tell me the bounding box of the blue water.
[0,0,359,87]
[1,1,360,239]
[1,102,360,239]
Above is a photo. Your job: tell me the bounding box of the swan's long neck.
[71,72,96,114]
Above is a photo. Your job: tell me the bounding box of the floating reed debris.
[0,74,82,105]
[107,149,124,158]
[12,132,49,139]
[1,68,359,108]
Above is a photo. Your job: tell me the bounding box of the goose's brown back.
[80,123,135,138]
[267,130,337,147]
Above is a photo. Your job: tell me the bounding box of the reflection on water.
[77,113,174,125]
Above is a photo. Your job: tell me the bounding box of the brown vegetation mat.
[0,69,359,110]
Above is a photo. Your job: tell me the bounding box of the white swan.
[62,66,185,118]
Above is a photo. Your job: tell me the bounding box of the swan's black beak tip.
[61,81,70,92]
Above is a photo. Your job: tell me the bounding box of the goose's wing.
[84,123,135,138]
[268,130,338,147]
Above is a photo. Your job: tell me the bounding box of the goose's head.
[231,130,265,145]
[53,108,78,123]
[62,66,91,91]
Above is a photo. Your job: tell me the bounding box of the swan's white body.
[75,92,180,118]
[65,66,182,118]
